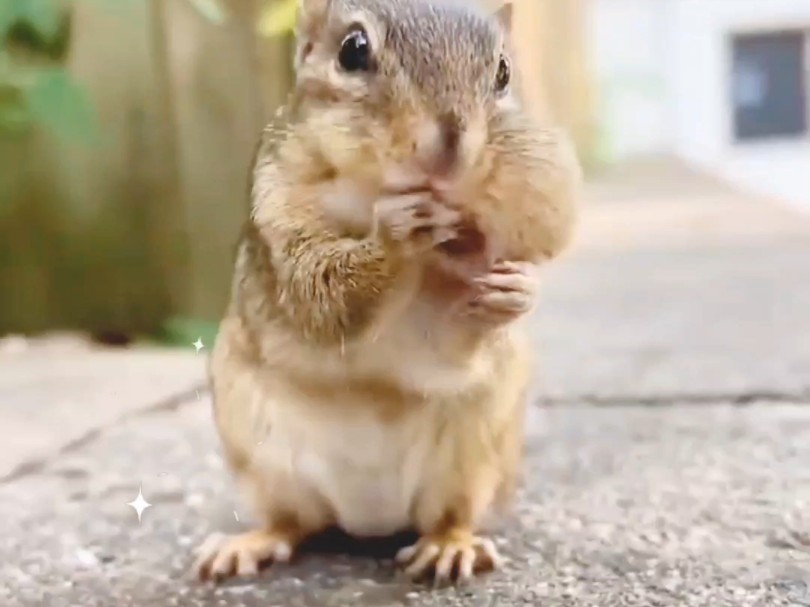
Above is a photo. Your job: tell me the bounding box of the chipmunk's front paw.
[193,530,295,583]
[374,192,461,256]
[465,261,538,326]
[396,530,503,585]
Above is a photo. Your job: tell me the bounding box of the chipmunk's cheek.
[319,179,376,235]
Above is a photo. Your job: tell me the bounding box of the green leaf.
[14,0,62,40]
[23,68,97,142]
[185,0,227,24]
[0,2,16,40]
[258,0,298,37]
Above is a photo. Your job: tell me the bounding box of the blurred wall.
[587,0,672,160]
[1,0,293,336]
[0,0,183,336]
[589,0,810,210]
[514,0,595,158]
[668,0,810,210]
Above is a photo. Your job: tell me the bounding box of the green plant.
[0,0,296,143]
[0,0,98,141]
[156,316,218,349]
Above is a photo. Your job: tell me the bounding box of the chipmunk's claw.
[396,531,503,585]
[194,530,294,583]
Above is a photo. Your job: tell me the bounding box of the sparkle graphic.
[233,510,240,522]
[127,486,152,523]
[193,337,205,353]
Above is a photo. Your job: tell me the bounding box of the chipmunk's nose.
[416,113,463,178]
[436,114,461,175]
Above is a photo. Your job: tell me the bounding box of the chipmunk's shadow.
[299,526,418,559]
[238,528,424,597]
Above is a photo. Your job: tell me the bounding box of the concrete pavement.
[3,400,809,607]
[2,160,809,606]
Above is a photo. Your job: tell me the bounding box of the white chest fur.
[258,394,437,537]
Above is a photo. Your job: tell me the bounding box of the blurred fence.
[0,0,591,338]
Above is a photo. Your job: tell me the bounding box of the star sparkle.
[127,485,152,523]
[193,337,205,353]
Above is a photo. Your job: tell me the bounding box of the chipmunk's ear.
[299,0,331,23]
[493,1,513,37]
[295,0,332,67]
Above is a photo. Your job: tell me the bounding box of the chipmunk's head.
[291,0,515,183]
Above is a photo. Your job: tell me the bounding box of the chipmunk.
[194,0,580,586]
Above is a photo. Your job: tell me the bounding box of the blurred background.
[0,0,807,344]
[2,2,809,602]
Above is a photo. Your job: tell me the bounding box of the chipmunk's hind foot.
[396,529,504,585]
[194,529,296,583]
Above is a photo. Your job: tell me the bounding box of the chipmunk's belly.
[267,397,434,537]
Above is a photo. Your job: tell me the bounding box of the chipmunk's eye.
[339,28,372,72]
[495,55,511,94]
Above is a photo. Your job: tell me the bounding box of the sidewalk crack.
[0,382,209,485]
[536,389,810,407]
